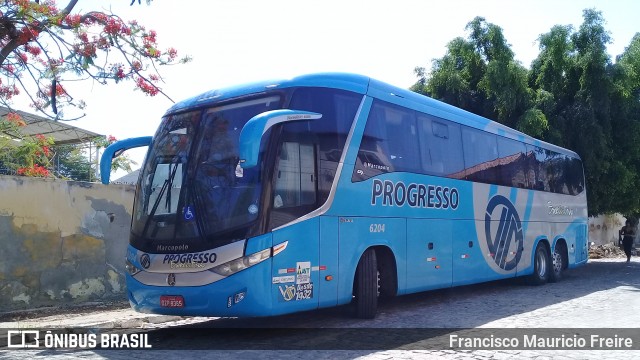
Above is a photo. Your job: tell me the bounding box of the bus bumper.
[126,260,273,317]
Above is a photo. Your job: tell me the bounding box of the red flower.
[64,14,82,27]
[2,64,15,74]
[104,18,123,35]
[16,164,50,177]
[135,77,159,96]
[166,48,178,60]
[49,83,67,97]
[114,67,125,79]
[16,27,38,44]
[25,44,42,56]
[5,112,26,127]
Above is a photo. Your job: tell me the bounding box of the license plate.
[160,295,184,308]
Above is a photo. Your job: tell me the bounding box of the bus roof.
[165,72,579,159]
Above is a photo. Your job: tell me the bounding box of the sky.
[42,0,640,176]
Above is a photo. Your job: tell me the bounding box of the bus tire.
[528,243,550,285]
[353,248,378,319]
[548,242,565,283]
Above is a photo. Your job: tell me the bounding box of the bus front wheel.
[353,248,378,319]
[529,243,550,285]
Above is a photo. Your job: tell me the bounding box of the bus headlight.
[210,248,271,277]
[125,259,142,276]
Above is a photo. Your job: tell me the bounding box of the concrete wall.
[588,213,640,246]
[0,175,134,310]
[588,214,625,246]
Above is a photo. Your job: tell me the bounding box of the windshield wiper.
[142,162,180,238]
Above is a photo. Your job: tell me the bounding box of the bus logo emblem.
[167,273,176,286]
[278,285,296,301]
[484,195,523,271]
[140,254,151,269]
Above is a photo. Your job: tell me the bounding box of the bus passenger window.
[461,127,499,184]
[526,144,544,191]
[353,100,420,181]
[416,114,464,178]
[496,137,528,188]
[289,87,361,201]
[544,151,567,194]
[565,156,585,195]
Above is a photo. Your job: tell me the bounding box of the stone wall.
[0,175,134,310]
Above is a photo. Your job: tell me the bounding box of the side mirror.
[238,109,322,168]
[100,136,152,184]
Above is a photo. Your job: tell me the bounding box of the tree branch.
[60,0,80,17]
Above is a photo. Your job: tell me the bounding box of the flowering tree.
[0,0,188,177]
[0,0,188,117]
[0,114,53,176]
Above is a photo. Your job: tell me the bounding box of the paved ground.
[1,257,639,359]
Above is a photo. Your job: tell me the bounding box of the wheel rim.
[553,250,562,274]
[537,249,547,278]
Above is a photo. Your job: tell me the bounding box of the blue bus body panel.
[244,232,273,255]
[327,164,587,298]
[318,217,340,308]
[555,220,589,267]
[405,218,453,292]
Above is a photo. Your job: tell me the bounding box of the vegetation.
[52,135,135,181]
[412,9,640,216]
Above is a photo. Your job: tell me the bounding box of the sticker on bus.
[278,283,314,302]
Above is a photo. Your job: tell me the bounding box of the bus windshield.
[132,96,281,251]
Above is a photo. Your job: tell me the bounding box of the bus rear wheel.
[548,242,565,283]
[528,243,550,285]
[353,248,378,319]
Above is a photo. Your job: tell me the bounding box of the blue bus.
[102,73,588,319]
